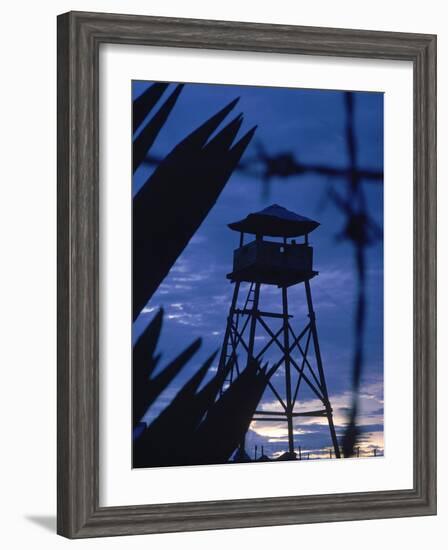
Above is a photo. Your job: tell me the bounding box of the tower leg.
[239,282,261,454]
[304,279,341,458]
[217,281,241,392]
[246,283,261,360]
[282,286,295,456]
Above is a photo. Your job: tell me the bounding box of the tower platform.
[227,238,317,286]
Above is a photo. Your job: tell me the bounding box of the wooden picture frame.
[57,11,437,538]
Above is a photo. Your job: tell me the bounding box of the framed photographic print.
[57,11,437,538]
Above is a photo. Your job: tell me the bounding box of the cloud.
[141,305,158,314]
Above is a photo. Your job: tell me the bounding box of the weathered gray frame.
[57,11,437,538]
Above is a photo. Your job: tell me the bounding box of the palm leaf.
[187,360,269,465]
[133,308,164,426]
[133,82,169,133]
[133,84,183,172]
[132,309,201,427]
[133,99,256,319]
[133,350,217,468]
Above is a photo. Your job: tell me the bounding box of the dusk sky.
[132,80,384,460]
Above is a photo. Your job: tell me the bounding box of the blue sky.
[133,81,384,460]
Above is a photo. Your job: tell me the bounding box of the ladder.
[220,282,256,392]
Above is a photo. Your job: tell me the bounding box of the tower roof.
[228,204,319,237]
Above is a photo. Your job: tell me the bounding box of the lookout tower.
[218,204,340,459]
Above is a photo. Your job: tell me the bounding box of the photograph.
[131,80,384,469]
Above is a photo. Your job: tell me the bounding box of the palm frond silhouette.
[132,83,258,467]
[133,86,256,320]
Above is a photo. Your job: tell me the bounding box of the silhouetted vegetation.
[133,83,259,467]
[133,309,270,468]
[133,84,256,320]
[133,308,201,429]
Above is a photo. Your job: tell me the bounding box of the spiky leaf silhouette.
[134,354,236,468]
[133,350,218,468]
[132,310,269,468]
[133,84,183,173]
[133,308,163,427]
[187,359,269,465]
[132,307,201,428]
[133,82,169,133]
[132,84,259,465]
[133,96,257,319]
